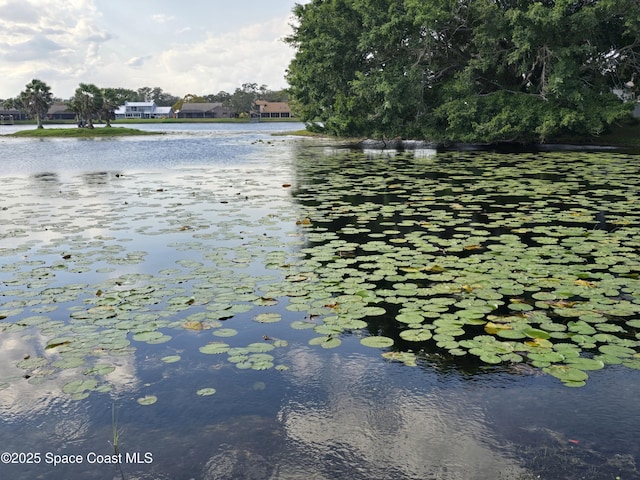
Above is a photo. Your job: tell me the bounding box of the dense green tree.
[136,86,179,106]
[286,0,640,142]
[109,88,139,105]
[68,83,103,128]
[204,91,232,105]
[19,79,54,129]
[229,83,264,116]
[172,93,207,112]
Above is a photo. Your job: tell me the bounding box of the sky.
[0,0,307,100]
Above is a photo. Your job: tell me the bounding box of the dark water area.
[0,123,639,479]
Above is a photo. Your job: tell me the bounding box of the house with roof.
[176,103,232,119]
[0,108,24,123]
[115,101,173,119]
[47,103,76,120]
[255,100,292,118]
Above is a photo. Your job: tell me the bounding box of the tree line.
[285,0,640,143]
[2,81,289,128]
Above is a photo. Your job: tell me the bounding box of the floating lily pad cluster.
[0,165,305,400]
[284,149,640,386]
[0,149,639,396]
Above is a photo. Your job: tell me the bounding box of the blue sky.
[0,0,306,99]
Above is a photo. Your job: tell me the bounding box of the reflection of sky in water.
[277,347,529,479]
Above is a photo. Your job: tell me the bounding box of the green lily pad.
[199,342,230,354]
[360,336,394,348]
[62,379,98,395]
[137,395,158,405]
[399,328,433,342]
[161,355,181,363]
[212,328,238,337]
[196,388,217,396]
[309,336,342,349]
[254,313,282,323]
[544,365,589,383]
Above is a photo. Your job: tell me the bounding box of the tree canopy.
[19,79,54,129]
[68,83,103,128]
[285,0,640,143]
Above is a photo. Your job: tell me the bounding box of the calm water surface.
[0,123,639,479]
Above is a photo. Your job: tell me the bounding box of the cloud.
[151,13,175,24]
[0,0,40,25]
[0,2,297,99]
[0,0,114,97]
[2,35,67,61]
[127,55,152,68]
[158,16,296,94]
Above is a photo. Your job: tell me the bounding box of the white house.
[115,101,173,119]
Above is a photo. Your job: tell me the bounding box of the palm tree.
[19,79,53,129]
[100,88,120,127]
[68,83,103,128]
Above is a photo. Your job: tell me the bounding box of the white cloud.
[0,1,297,99]
[2,35,67,61]
[151,13,175,24]
[158,16,295,94]
[127,55,152,68]
[0,0,113,97]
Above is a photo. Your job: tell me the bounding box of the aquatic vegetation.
[0,149,639,399]
[284,150,640,386]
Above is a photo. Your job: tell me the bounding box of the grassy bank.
[6,127,161,138]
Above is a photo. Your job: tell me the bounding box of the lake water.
[1,123,639,479]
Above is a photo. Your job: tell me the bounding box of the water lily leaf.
[133,331,165,342]
[524,328,551,340]
[137,395,158,405]
[247,342,275,353]
[381,351,417,366]
[53,357,85,369]
[16,356,48,369]
[309,336,342,348]
[62,379,98,395]
[183,321,204,331]
[598,344,635,358]
[565,357,605,370]
[399,328,433,342]
[254,312,281,323]
[544,365,589,384]
[196,388,217,396]
[199,342,230,354]
[360,336,394,348]
[291,320,316,330]
[213,328,238,337]
[161,355,181,363]
[83,364,116,375]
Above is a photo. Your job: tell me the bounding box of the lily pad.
[196,388,217,396]
[199,342,230,354]
[360,336,394,348]
[253,313,282,323]
[62,379,98,395]
[137,395,158,405]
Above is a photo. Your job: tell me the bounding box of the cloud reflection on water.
[269,346,529,480]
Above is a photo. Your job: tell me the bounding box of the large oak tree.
[286,0,640,143]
